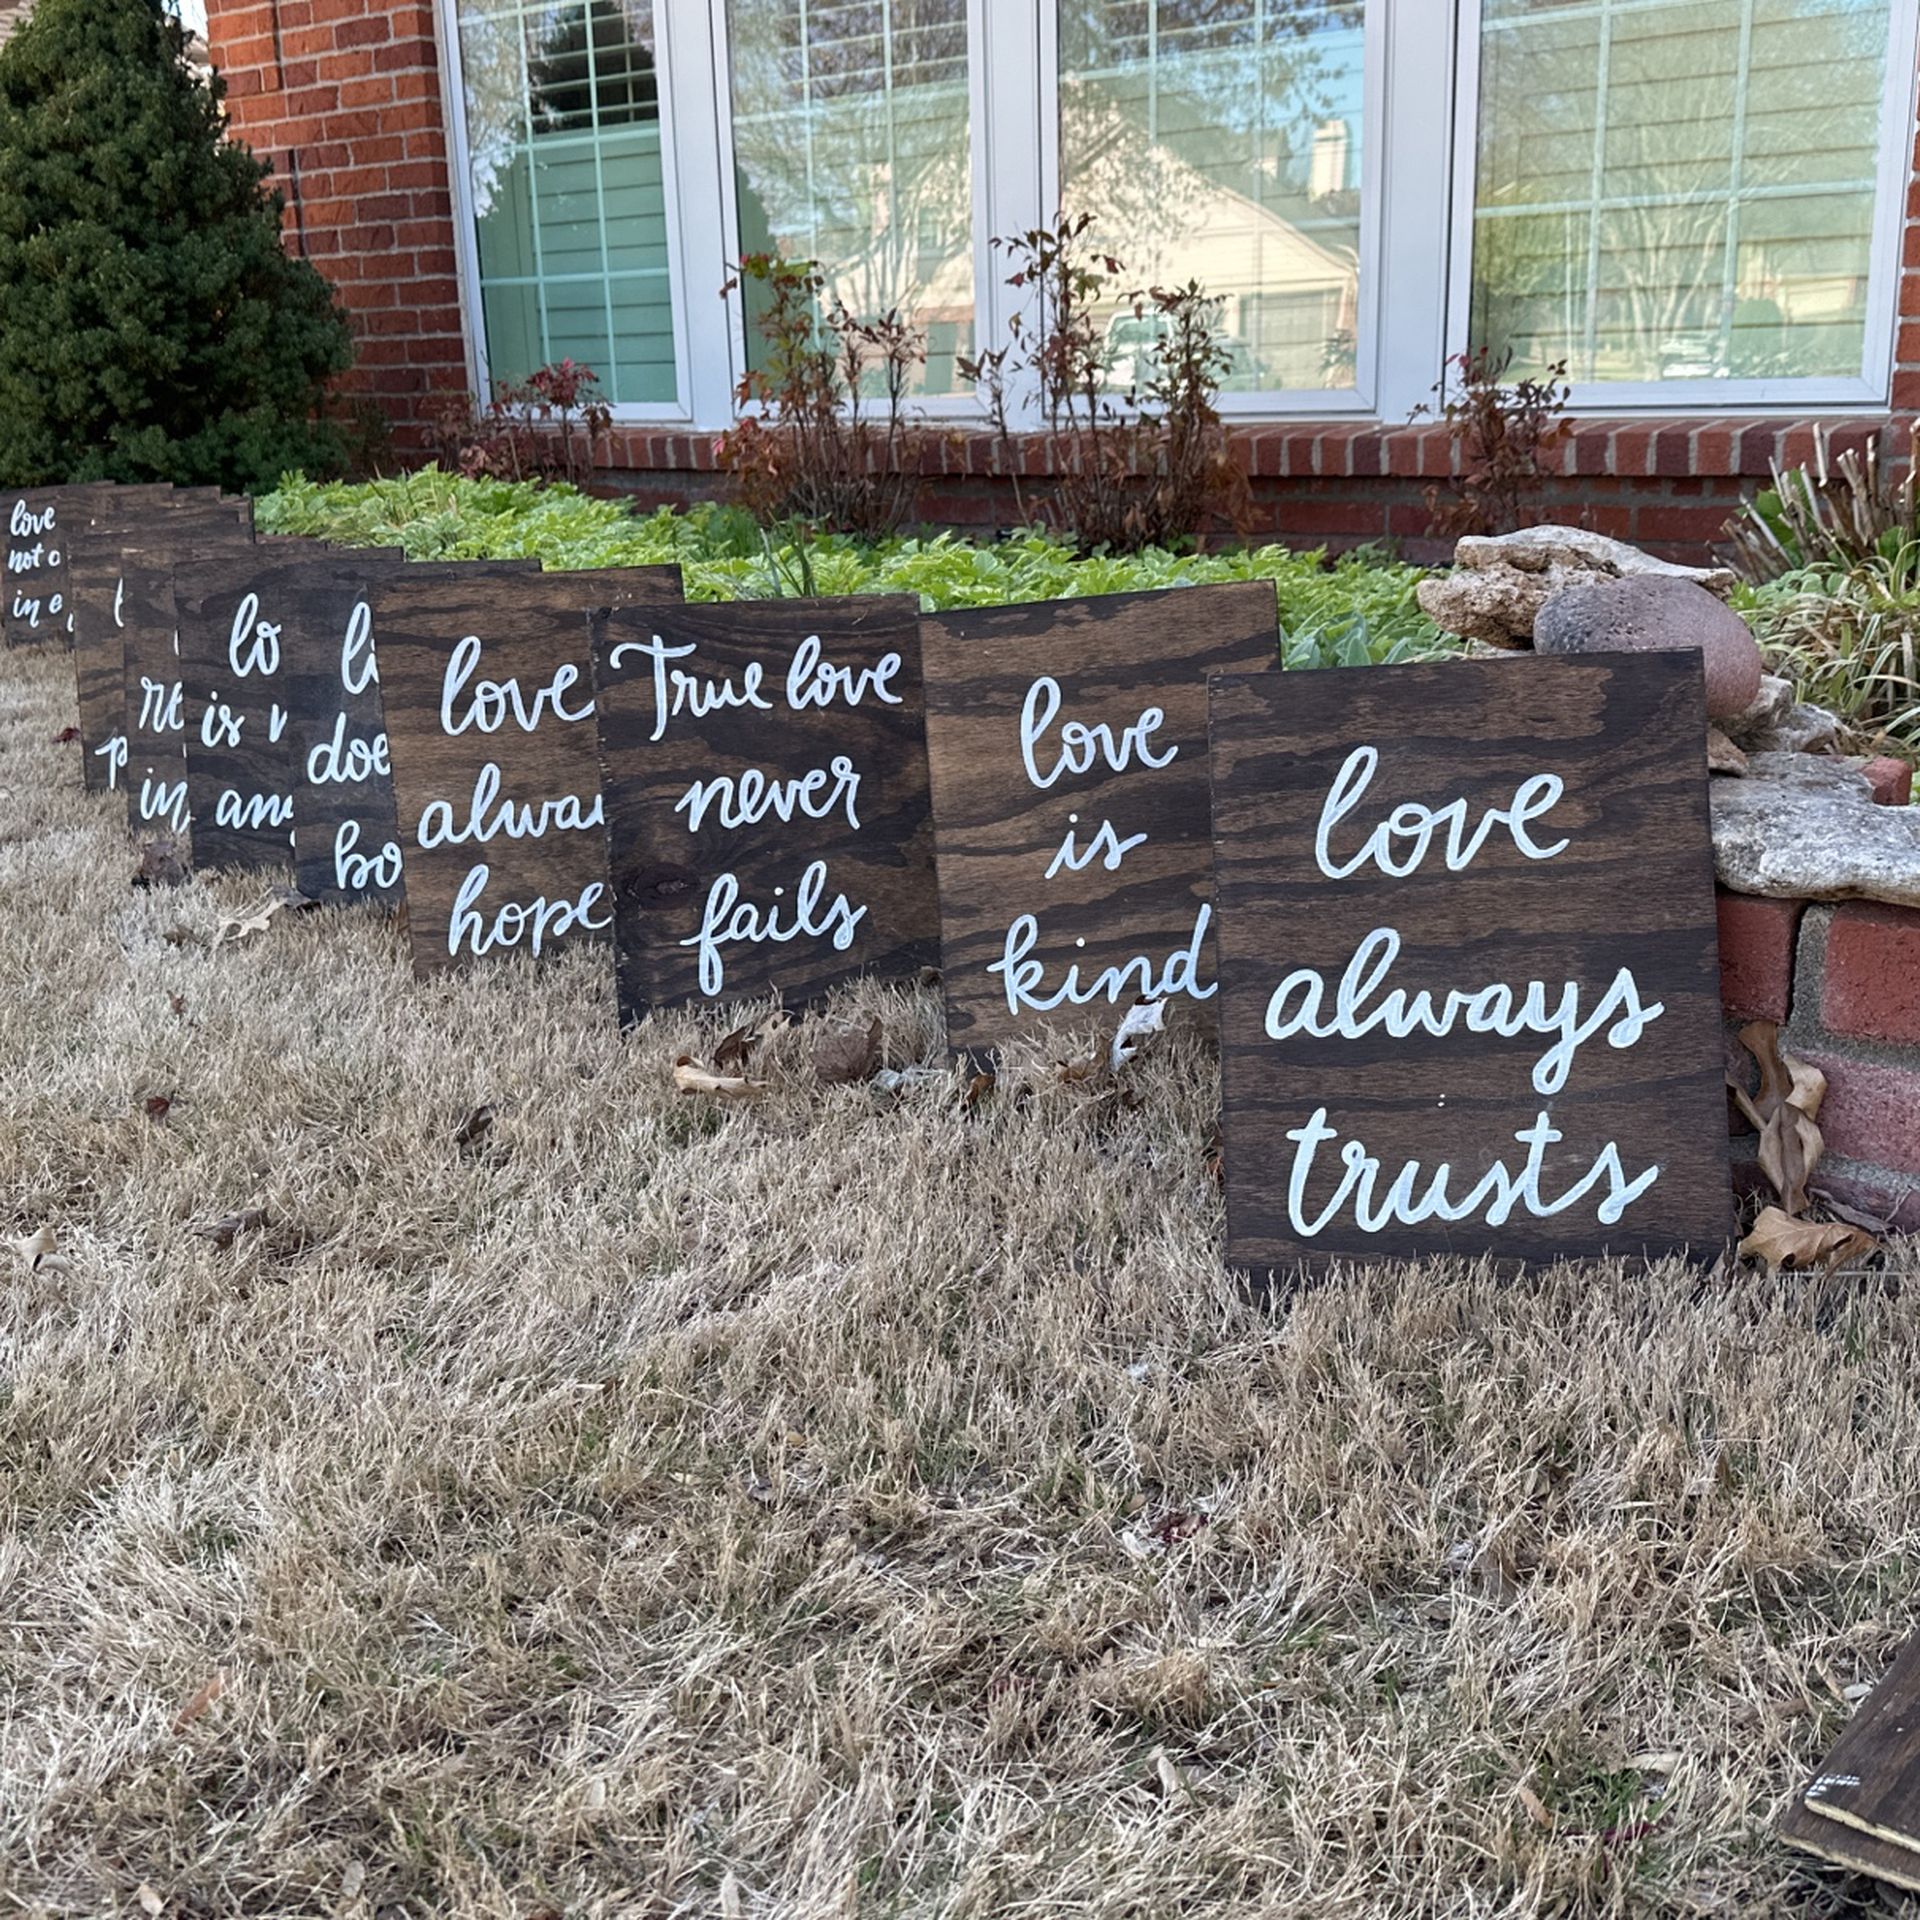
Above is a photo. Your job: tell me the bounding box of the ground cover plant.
[257,470,1448,668]
[3,633,1919,1917]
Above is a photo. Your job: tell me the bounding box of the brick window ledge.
[599,414,1891,482]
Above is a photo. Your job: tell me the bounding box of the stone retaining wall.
[1719,779,1920,1229]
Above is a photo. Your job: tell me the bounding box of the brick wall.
[1719,773,1920,1231]
[204,0,468,455]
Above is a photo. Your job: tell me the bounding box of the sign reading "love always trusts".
[921,584,1277,1057]
[377,563,683,974]
[590,596,938,1019]
[1208,653,1731,1282]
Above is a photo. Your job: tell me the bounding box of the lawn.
[3,642,1918,1919]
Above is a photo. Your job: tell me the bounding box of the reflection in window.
[1058,1,1367,395]
[1471,0,1892,385]
[457,0,675,404]
[727,0,974,395]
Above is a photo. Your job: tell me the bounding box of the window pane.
[457,0,677,405]
[726,0,975,396]
[1471,0,1892,386]
[1058,1,1368,395]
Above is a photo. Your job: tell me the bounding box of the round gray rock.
[1533,575,1765,719]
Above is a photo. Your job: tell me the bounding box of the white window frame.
[434,0,1919,431]
[1445,0,1920,416]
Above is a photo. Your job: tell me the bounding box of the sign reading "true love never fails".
[590,596,938,1020]
[920,584,1279,1057]
[377,563,684,974]
[1208,652,1732,1281]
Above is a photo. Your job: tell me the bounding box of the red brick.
[1821,903,1920,1046]
[333,14,391,46]
[1718,892,1804,1022]
[1864,756,1914,804]
[1801,1053,1920,1176]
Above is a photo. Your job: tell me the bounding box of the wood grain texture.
[591,596,939,1020]
[4,483,97,647]
[1780,1792,1920,1894]
[177,541,337,873]
[377,563,682,976]
[281,548,447,908]
[1209,653,1731,1283]
[1801,1632,1920,1858]
[919,584,1279,1058]
[67,486,179,796]
[120,499,255,849]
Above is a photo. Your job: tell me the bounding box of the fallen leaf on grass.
[714,1009,789,1071]
[133,838,188,889]
[166,993,186,1018]
[812,1015,883,1086]
[1109,997,1168,1073]
[143,1094,173,1122]
[452,1104,495,1151]
[1516,1777,1555,1830]
[339,1862,366,1901]
[212,889,313,951]
[171,1670,226,1732]
[137,1885,163,1917]
[961,1069,995,1112]
[52,725,78,745]
[672,1055,766,1101]
[1738,1206,1877,1274]
[8,1225,67,1273]
[191,1207,268,1249]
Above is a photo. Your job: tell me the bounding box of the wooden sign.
[919,585,1278,1057]
[283,552,529,907]
[1785,1630,1920,1891]
[378,564,683,974]
[1208,652,1731,1281]
[176,539,336,872]
[5,483,97,646]
[68,486,178,795]
[590,596,938,1019]
[121,497,255,845]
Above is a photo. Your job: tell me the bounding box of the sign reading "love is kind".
[1209,653,1731,1281]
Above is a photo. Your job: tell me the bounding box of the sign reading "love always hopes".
[1209,653,1731,1280]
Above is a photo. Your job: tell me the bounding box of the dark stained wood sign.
[176,539,337,872]
[377,564,683,974]
[919,584,1279,1057]
[5,483,97,646]
[590,596,939,1019]
[121,497,255,846]
[1208,652,1731,1282]
[283,552,532,907]
[68,485,178,795]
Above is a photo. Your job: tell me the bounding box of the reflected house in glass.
[201,0,1920,557]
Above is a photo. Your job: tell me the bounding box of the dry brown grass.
[2,646,1919,1920]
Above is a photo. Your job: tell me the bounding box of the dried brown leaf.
[143,1094,173,1122]
[1735,1024,1829,1215]
[166,992,186,1018]
[53,725,79,745]
[1738,1206,1877,1274]
[192,1207,268,1250]
[171,1670,227,1732]
[961,1069,995,1112]
[134,838,188,889]
[672,1055,766,1101]
[452,1103,495,1151]
[813,1015,883,1086]
[714,1008,789,1071]
[1516,1777,1555,1830]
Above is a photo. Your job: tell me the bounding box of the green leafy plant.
[715,253,926,543]
[0,0,353,488]
[1415,346,1570,538]
[257,471,1451,663]
[961,213,1248,552]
